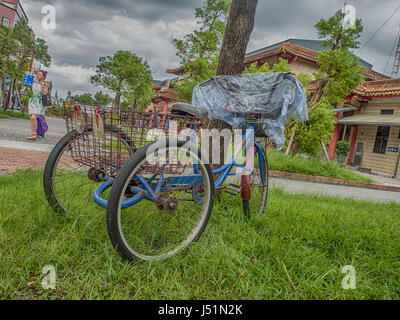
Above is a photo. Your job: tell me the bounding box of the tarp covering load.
[192,72,308,148]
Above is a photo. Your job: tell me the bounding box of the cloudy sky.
[22,0,400,98]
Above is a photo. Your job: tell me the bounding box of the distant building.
[149,79,178,114]
[0,0,28,28]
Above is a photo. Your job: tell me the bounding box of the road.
[0,117,399,204]
[0,116,66,151]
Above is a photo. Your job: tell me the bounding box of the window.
[1,2,14,10]
[381,109,394,115]
[373,126,390,154]
[17,3,28,22]
[2,17,10,27]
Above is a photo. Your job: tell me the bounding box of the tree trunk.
[285,122,298,155]
[114,92,121,111]
[209,0,259,167]
[6,78,15,110]
[216,0,258,76]
[1,76,6,111]
[0,76,3,110]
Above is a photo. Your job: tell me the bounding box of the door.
[353,141,365,167]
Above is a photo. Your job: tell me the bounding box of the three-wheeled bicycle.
[43,73,307,262]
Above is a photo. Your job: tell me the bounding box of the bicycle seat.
[171,103,208,119]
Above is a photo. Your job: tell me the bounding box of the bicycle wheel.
[43,129,133,215]
[242,146,268,215]
[106,139,215,262]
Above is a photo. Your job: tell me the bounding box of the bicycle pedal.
[224,184,241,195]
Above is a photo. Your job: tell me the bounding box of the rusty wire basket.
[64,105,205,178]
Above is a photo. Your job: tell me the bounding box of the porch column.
[328,124,341,160]
[347,125,359,165]
[328,104,344,160]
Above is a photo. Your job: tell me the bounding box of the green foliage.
[93,91,113,108]
[0,21,51,109]
[243,61,270,74]
[0,110,30,119]
[74,91,114,107]
[91,51,153,109]
[244,57,292,74]
[267,150,374,183]
[12,20,51,77]
[283,9,365,156]
[316,49,364,105]
[315,10,363,50]
[0,24,16,77]
[294,99,337,157]
[74,93,95,106]
[172,0,231,102]
[336,140,351,156]
[21,88,32,109]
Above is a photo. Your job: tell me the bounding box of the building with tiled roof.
[149,79,179,114]
[166,38,400,177]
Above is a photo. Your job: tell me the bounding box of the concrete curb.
[270,170,400,193]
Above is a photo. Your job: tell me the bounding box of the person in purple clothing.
[27,70,48,140]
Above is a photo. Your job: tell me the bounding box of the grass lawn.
[0,111,30,120]
[0,169,399,300]
[267,150,374,183]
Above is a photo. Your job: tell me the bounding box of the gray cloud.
[21,0,400,98]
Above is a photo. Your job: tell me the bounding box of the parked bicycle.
[43,73,307,262]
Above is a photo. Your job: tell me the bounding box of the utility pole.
[392,30,400,78]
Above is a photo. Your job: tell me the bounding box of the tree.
[90,51,153,110]
[94,91,113,108]
[0,20,51,110]
[74,93,95,105]
[311,9,363,105]
[285,9,365,156]
[0,24,17,110]
[172,0,231,102]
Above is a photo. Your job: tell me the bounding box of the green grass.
[0,111,30,120]
[268,150,374,183]
[1,169,399,300]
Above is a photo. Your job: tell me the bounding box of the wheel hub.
[88,168,103,182]
[156,194,179,213]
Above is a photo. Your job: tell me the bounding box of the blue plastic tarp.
[192,72,308,148]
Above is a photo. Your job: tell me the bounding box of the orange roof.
[244,42,318,64]
[152,89,178,101]
[355,79,400,97]
[244,42,389,81]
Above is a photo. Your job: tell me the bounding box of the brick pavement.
[0,147,50,171]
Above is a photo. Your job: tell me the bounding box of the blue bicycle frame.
[93,128,265,209]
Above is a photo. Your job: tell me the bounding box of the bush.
[336,140,351,156]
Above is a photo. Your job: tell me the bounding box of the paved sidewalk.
[0,147,50,171]
[358,171,400,188]
[271,178,400,204]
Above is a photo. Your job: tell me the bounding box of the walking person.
[66,91,73,102]
[27,70,48,141]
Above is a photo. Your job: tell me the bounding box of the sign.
[23,71,34,86]
[388,147,399,153]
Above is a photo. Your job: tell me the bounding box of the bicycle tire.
[106,139,215,262]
